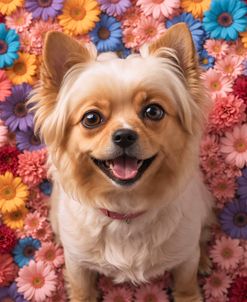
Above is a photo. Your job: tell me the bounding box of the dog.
[30,23,213,302]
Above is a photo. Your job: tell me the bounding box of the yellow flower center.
[28,218,39,228]
[210,276,222,287]
[224,65,233,73]
[221,247,233,259]
[210,81,221,91]
[0,186,16,200]
[32,275,45,288]
[45,249,55,261]
[144,26,156,37]
[213,46,220,53]
[217,182,227,191]
[234,138,247,153]
[16,16,25,25]
[202,58,208,65]
[13,61,27,76]
[70,7,86,20]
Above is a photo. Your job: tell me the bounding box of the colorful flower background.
[0,0,247,301]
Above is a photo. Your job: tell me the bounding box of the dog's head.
[30,24,209,210]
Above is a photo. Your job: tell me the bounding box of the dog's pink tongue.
[111,156,138,180]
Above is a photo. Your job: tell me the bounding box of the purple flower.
[237,168,247,200]
[16,129,45,151]
[219,199,247,239]
[98,0,131,16]
[0,282,27,302]
[25,0,64,21]
[0,84,34,132]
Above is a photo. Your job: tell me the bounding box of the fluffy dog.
[30,23,213,302]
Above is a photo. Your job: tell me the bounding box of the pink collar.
[99,208,145,223]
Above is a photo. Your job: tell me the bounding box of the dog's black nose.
[112,129,138,148]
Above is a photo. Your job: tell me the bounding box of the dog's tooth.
[137,160,143,168]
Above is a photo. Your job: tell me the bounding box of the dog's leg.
[64,252,98,302]
[172,247,202,302]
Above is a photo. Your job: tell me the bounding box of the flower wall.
[0,0,247,301]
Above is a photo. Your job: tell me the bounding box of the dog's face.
[31,24,209,210]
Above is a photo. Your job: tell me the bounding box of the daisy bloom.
[122,27,140,49]
[24,211,46,235]
[121,5,142,28]
[33,221,53,242]
[35,242,64,268]
[6,52,37,85]
[134,283,169,301]
[220,124,247,168]
[19,31,34,53]
[17,260,57,302]
[200,135,220,159]
[98,0,131,17]
[0,224,17,253]
[233,75,247,103]
[238,167,247,200]
[0,282,28,302]
[0,70,11,102]
[215,55,243,79]
[210,176,236,202]
[230,40,247,58]
[46,272,67,302]
[2,205,28,229]
[5,9,32,33]
[0,171,29,214]
[16,129,45,152]
[103,286,133,301]
[210,236,243,270]
[0,145,20,176]
[136,0,180,20]
[201,155,225,180]
[25,0,63,21]
[0,254,18,286]
[202,68,232,100]
[204,39,229,59]
[203,271,231,298]
[17,149,47,187]
[240,31,247,48]
[228,276,247,302]
[0,120,8,147]
[0,0,23,15]
[58,0,100,35]
[180,0,210,19]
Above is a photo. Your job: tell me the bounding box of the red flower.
[233,75,247,103]
[0,145,20,176]
[0,14,5,23]
[0,225,17,253]
[228,276,247,302]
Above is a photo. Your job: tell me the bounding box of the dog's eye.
[81,111,104,129]
[143,104,164,121]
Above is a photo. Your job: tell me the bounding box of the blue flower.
[166,12,206,52]
[0,23,20,68]
[237,168,247,200]
[199,49,215,70]
[39,179,52,196]
[12,237,41,268]
[219,199,247,239]
[89,14,122,52]
[203,0,247,41]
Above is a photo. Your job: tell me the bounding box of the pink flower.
[35,242,64,268]
[121,5,142,28]
[202,69,232,100]
[0,120,8,147]
[122,27,141,49]
[5,8,32,33]
[215,56,243,80]
[17,149,47,188]
[98,275,115,294]
[204,39,229,59]
[103,286,133,301]
[134,283,169,301]
[0,253,18,286]
[208,95,246,133]
[17,260,57,302]
[200,135,220,159]
[33,221,53,242]
[46,273,67,302]
[136,0,180,19]
[201,155,225,179]
[210,237,243,270]
[203,271,231,298]
[0,70,11,102]
[220,124,247,168]
[24,211,46,235]
[19,31,35,53]
[229,40,247,58]
[210,176,236,202]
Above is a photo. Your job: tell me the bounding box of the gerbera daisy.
[0,224,17,253]
[0,70,11,102]
[166,12,206,52]
[26,189,49,217]
[19,31,34,53]
[98,0,131,17]
[201,68,232,99]
[17,149,47,187]
[204,39,229,59]
[16,129,44,152]
[5,9,32,33]
[0,145,20,176]
[220,124,247,168]
[203,0,247,41]
[0,120,8,147]
[215,55,243,79]
[25,0,64,21]
[58,0,100,35]
[2,205,28,230]
[121,5,142,28]
[0,84,34,132]
[39,179,52,196]
[0,171,29,214]
[233,75,247,103]
[103,286,133,301]
[201,155,225,180]
[210,236,243,270]
[33,221,53,242]
[0,24,20,68]
[0,0,23,15]
[219,199,247,239]
[46,276,67,302]
[122,27,140,49]
[13,236,41,268]
[24,211,46,235]
[210,176,236,202]
[200,135,220,158]
[0,282,27,302]
[0,254,18,286]
[6,52,37,85]
[17,260,57,302]
[240,31,247,48]
[134,283,169,301]
[35,242,64,268]
[136,0,180,20]
[199,49,215,70]
[237,168,247,200]
[228,276,247,302]
[203,271,231,298]
[180,0,210,19]
[230,40,247,58]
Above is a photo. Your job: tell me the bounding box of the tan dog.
[30,23,213,302]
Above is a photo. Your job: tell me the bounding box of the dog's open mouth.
[91,154,157,185]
